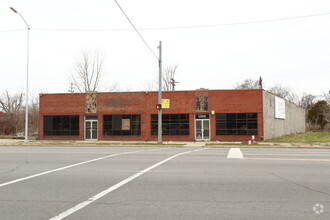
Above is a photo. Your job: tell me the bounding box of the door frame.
[195,114,210,141]
[84,117,98,140]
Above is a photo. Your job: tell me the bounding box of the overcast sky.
[1,0,329,99]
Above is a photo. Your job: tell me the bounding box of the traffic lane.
[0,146,162,183]
[0,147,189,220]
[72,149,330,220]
[238,148,330,211]
[241,148,330,159]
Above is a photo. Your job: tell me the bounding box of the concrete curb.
[206,145,330,149]
[0,139,329,149]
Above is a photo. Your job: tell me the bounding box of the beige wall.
[263,91,306,140]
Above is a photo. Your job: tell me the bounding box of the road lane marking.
[242,158,330,162]
[243,154,330,157]
[49,148,208,220]
[227,148,244,159]
[0,148,165,188]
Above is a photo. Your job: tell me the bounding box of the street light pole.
[157,41,162,144]
[10,7,30,143]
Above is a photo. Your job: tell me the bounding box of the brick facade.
[39,89,265,141]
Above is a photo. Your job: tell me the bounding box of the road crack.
[270,172,330,197]
[1,160,30,174]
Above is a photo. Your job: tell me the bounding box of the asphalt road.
[0,146,329,220]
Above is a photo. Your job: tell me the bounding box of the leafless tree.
[323,92,330,105]
[105,83,133,92]
[162,65,179,91]
[0,91,24,134]
[71,50,105,93]
[0,112,10,135]
[234,78,262,90]
[29,96,39,135]
[140,79,157,91]
[298,93,317,108]
[105,83,121,92]
[268,84,299,104]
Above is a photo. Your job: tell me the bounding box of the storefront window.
[103,115,141,136]
[216,113,258,136]
[151,114,189,136]
[43,115,79,136]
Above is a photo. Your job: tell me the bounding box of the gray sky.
[1,0,329,99]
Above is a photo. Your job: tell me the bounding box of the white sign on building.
[275,97,285,119]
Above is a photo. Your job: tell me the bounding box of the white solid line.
[227,148,244,159]
[0,148,164,188]
[243,153,330,157]
[49,148,207,220]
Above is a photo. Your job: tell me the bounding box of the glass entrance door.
[85,120,98,140]
[203,120,210,139]
[195,119,210,140]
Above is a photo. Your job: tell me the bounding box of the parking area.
[0,146,330,219]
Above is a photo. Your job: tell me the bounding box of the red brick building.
[38,89,305,141]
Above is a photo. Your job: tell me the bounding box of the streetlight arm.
[18,13,30,30]
[9,7,30,30]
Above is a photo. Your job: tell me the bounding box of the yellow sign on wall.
[162,99,170,108]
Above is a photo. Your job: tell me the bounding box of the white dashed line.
[49,148,208,220]
[0,148,164,188]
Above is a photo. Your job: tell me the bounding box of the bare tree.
[29,96,39,135]
[0,91,24,134]
[268,84,299,104]
[234,78,262,90]
[71,50,105,93]
[105,83,133,92]
[307,100,329,130]
[323,92,330,105]
[140,80,157,91]
[0,112,10,135]
[162,65,179,91]
[106,83,121,92]
[298,93,317,108]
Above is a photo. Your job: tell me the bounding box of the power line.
[0,28,26,33]
[113,0,159,60]
[32,27,132,32]
[151,12,330,30]
[3,11,330,33]
[29,11,330,32]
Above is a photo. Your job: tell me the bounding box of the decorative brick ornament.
[86,92,97,113]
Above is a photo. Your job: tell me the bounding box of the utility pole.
[68,82,74,93]
[170,78,179,91]
[259,76,263,89]
[113,0,163,143]
[158,41,162,144]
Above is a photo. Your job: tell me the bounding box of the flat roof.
[40,88,265,96]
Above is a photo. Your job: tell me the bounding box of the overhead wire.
[113,0,159,60]
[152,12,330,30]
[0,28,27,33]
[2,11,330,33]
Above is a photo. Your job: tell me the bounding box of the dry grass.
[264,132,330,143]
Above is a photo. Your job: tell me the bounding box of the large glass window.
[216,113,258,136]
[151,114,189,136]
[103,115,141,136]
[43,115,79,136]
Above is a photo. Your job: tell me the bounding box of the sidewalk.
[0,139,207,147]
[0,139,329,148]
